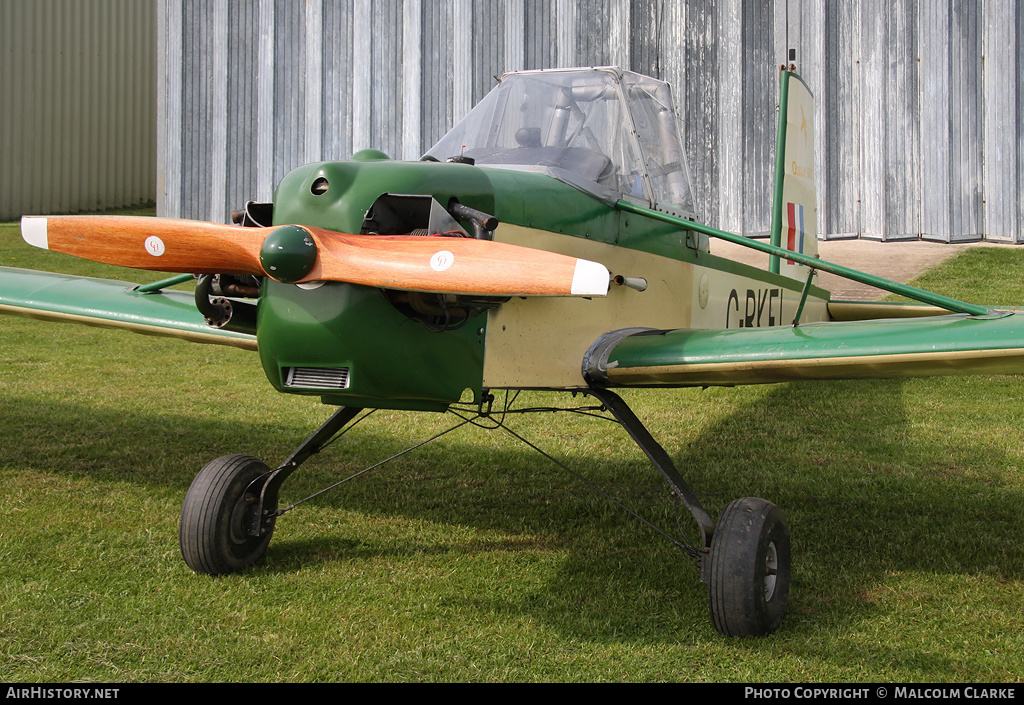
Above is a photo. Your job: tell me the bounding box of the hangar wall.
[157,0,1024,243]
[0,0,156,220]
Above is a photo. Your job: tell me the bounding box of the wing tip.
[571,259,610,296]
[21,216,49,250]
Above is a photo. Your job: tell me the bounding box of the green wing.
[584,312,1024,388]
[0,266,257,350]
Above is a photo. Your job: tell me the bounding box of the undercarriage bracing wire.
[274,393,701,558]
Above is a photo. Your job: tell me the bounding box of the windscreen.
[425,69,694,214]
[621,72,694,214]
[424,72,622,198]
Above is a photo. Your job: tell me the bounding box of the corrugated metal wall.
[0,0,156,220]
[157,0,1024,243]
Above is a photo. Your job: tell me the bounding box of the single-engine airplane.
[4,67,1024,637]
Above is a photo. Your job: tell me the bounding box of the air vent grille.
[284,367,350,390]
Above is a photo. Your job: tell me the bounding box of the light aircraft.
[4,67,1024,637]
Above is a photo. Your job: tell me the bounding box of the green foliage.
[1,220,1022,682]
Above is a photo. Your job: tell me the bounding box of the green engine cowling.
[255,155,494,411]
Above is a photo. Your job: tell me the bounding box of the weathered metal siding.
[158,0,1024,243]
[1,0,156,220]
[982,0,1023,243]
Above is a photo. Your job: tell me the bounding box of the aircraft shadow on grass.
[5,372,1021,643]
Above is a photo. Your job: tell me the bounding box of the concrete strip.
[711,238,1012,301]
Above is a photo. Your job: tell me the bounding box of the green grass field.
[1,214,1022,682]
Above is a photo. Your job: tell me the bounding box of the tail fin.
[769,71,818,278]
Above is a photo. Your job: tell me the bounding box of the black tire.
[179,454,275,575]
[708,497,790,637]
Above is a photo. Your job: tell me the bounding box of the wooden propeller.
[20,215,610,297]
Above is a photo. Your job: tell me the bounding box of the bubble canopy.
[424,67,695,216]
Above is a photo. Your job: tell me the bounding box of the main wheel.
[708,497,791,637]
[179,454,275,575]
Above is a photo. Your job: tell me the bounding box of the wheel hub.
[228,493,254,545]
[763,540,779,601]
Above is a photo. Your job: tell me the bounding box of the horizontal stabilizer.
[584,313,1024,387]
[0,266,257,350]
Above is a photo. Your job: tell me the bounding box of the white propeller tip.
[21,217,49,250]
[571,259,610,296]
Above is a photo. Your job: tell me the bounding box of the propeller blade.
[20,215,610,297]
[300,230,610,297]
[21,215,265,276]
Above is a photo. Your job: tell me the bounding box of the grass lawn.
[1,213,1022,682]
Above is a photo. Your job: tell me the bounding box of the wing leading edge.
[583,313,1024,388]
[0,266,257,351]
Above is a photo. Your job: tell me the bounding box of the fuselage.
[255,156,830,411]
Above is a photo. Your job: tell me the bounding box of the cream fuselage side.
[482,224,829,389]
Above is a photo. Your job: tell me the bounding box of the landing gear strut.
[586,388,791,637]
[178,392,791,636]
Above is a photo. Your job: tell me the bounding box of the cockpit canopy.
[425,67,695,217]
